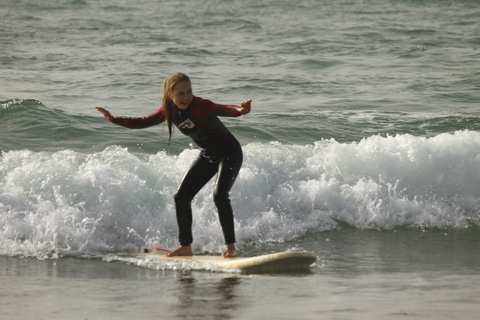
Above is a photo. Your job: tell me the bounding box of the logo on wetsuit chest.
[178,118,195,129]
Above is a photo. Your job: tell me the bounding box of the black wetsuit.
[111,96,243,245]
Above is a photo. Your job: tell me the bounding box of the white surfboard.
[141,249,317,274]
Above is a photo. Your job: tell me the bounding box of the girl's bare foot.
[166,245,193,257]
[222,243,237,258]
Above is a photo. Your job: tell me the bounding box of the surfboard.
[141,249,317,274]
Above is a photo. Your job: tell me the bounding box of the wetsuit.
[111,96,243,246]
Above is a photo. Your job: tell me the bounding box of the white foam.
[1,130,480,258]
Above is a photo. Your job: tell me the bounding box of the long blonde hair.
[162,72,191,146]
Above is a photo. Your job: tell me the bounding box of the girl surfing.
[96,72,252,258]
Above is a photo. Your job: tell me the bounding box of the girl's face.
[169,81,193,110]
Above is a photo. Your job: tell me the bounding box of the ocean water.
[1,0,480,319]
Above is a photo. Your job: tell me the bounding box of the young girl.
[96,72,252,258]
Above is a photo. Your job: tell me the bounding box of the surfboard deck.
[140,250,317,274]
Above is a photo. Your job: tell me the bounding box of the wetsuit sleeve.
[193,97,243,119]
[219,105,243,117]
[111,107,165,129]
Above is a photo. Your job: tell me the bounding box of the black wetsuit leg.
[174,154,217,246]
[174,149,243,246]
[213,150,242,245]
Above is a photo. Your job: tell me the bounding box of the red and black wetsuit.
[111,96,243,246]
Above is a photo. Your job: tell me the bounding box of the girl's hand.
[95,107,114,122]
[240,99,252,115]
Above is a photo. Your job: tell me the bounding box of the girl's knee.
[174,190,191,206]
[213,190,230,207]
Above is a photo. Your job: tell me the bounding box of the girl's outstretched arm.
[95,106,165,129]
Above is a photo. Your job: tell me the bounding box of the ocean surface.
[1,0,480,319]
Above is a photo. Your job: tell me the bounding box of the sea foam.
[1,130,480,258]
